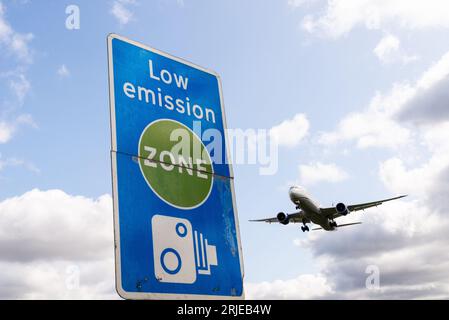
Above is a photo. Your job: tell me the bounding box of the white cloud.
[299,162,348,185]
[0,2,33,62]
[0,189,116,299]
[379,120,449,213]
[9,73,30,103]
[269,113,310,147]
[373,34,418,64]
[318,49,449,149]
[318,108,412,149]
[0,2,34,145]
[0,114,35,144]
[378,156,446,200]
[0,121,14,143]
[110,0,137,26]
[0,260,116,299]
[374,34,399,59]
[0,153,39,173]
[245,274,332,299]
[397,51,449,124]
[57,64,70,77]
[288,0,317,8]
[9,32,33,62]
[300,0,449,38]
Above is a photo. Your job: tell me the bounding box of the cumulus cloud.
[318,108,411,149]
[318,49,449,148]
[317,82,413,148]
[0,189,116,299]
[269,113,310,147]
[299,162,348,186]
[299,0,449,38]
[373,34,418,64]
[245,274,333,299]
[110,0,137,26]
[292,198,449,299]
[396,51,449,124]
[379,121,449,213]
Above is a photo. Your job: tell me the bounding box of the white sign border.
[107,33,245,300]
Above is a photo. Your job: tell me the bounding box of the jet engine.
[335,202,349,216]
[277,212,290,225]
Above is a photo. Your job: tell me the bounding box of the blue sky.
[2,0,449,299]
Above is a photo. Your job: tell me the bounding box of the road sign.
[107,34,244,299]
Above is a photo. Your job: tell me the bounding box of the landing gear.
[330,221,337,228]
[301,219,310,232]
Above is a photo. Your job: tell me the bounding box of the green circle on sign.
[138,119,213,209]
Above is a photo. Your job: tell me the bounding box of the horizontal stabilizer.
[312,222,362,231]
[337,222,362,228]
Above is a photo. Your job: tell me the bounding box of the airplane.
[250,186,407,232]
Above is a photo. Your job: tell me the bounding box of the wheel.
[301,226,306,232]
[305,226,310,232]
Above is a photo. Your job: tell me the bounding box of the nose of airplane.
[289,186,299,193]
[289,186,298,200]
[289,186,306,199]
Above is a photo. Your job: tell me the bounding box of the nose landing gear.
[330,220,337,228]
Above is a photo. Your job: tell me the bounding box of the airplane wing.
[321,195,407,220]
[249,211,309,224]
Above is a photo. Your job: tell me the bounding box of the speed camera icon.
[151,214,218,284]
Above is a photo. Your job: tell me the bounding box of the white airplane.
[250,186,406,232]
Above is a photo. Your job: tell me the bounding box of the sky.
[1,0,449,299]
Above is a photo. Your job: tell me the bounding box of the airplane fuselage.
[289,186,335,231]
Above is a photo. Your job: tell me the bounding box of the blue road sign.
[107,34,244,299]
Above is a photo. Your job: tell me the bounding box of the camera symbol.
[151,214,218,284]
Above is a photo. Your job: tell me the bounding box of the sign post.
[107,34,244,299]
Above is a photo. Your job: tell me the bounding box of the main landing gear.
[301,219,310,232]
[330,220,337,228]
